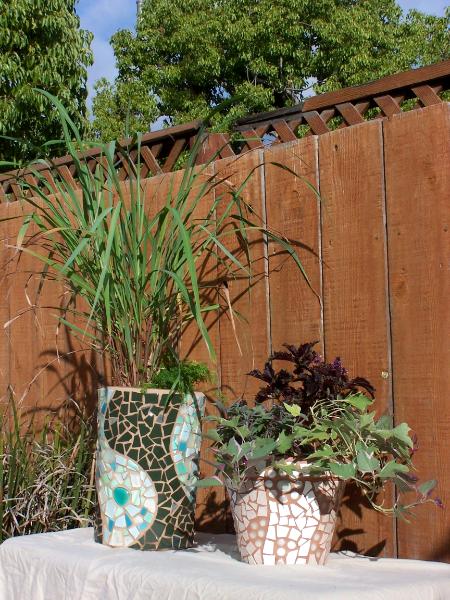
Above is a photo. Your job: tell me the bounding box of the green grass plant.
[0,398,95,543]
[2,91,311,391]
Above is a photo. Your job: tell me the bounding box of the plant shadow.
[332,483,388,558]
[195,489,234,534]
[19,326,104,432]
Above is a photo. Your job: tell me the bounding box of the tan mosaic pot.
[228,465,344,565]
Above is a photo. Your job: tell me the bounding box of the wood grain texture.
[215,151,270,401]
[142,166,221,375]
[0,104,449,558]
[61,297,103,422]
[202,153,271,531]
[319,121,395,557]
[156,166,228,532]
[264,137,323,356]
[5,203,42,418]
[35,277,67,421]
[0,203,11,407]
[384,103,450,561]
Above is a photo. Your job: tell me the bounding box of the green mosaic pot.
[94,387,205,550]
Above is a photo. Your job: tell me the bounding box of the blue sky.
[77,0,449,101]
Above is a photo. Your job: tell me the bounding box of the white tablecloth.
[0,528,449,600]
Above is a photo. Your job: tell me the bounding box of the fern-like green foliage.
[149,361,211,390]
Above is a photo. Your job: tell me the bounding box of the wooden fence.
[0,74,449,561]
[1,58,449,201]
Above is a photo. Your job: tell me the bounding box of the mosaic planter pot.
[228,465,344,565]
[94,386,205,550]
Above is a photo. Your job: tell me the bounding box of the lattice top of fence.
[1,58,449,203]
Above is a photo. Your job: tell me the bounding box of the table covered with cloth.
[0,528,449,600]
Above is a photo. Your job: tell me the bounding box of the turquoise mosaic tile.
[95,387,205,550]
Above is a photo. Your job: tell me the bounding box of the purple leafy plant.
[249,341,375,414]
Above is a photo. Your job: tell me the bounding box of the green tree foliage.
[92,0,449,140]
[91,78,158,143]
[0,0,93,164]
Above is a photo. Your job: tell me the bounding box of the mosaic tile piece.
[170,395,205,500]
[96,440,158,546]
[95,387,205,551]
[229,465,344,565]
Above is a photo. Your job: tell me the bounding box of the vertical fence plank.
[0,204,11,407]
[36,278,67,421]
[62,298,103,422]
[264,137,323,355]
[215,152,271,401]
[1,103,449,558]
[178,165,220,375]
[5,203,43,419]
[384,104,450,561]
[169,166,228,532]
[142,166,227,532]
[319,121,395,557]
[34,194,71,424]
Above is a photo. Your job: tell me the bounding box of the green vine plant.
[200,342,442,520]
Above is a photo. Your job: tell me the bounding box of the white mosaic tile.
[229,465,344,565]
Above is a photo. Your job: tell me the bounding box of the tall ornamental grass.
[0,400,95,543]
[4,91,311,389]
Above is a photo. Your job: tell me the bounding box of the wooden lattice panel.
[0,121,202,202]
[1,59,449,201]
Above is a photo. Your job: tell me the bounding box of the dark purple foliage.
[249,363,297,403]
[248,341,375,411]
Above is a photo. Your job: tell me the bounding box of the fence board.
[168,166,229,532]
[35,278,67,420]
[61,299,103,422]
[319,121,395,557]
[0,204,11,407]
[178,166,220,373]
[384,103,450,561]
[215,152,270,401]
[264,137,323,356]
[5,204,42,417]
[0,103,448,558]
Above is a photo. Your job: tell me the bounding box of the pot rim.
[245,472,339,482]
[224,470,345,494]
[235,459,343,484]
[98,385,204,396]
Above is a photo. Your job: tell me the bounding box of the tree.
[92,0,449,140]
[91,78,158,143]
[0,0,92,164]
